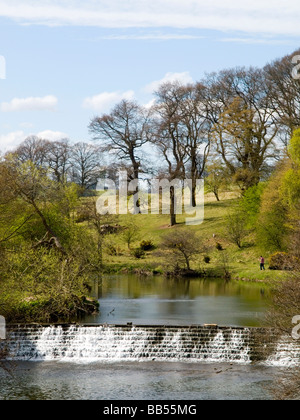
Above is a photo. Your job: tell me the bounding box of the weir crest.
[2,324,300,367]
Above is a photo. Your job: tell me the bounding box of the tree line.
[12,136,103,192]
[89,47,300,196]
[3,48,299,226]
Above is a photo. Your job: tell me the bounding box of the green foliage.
[203,256,211,264]
[105,243,118,256]
[256,165,289,253]
[0,247,99,322]
[161,229,203,271]
[226,210,249,248]
[132,248,146,259]
[205,161,229,201]
[288,128,300,166]
[239,183,266,227]
[139,240,155,251]
[122,220,140,249]
[0,157,101,322]
[215,242,223,251]
[281,168,300,210]
[280,129,300,215]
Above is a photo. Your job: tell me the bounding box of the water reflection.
[86,275,268,327]
[0,362,277,400]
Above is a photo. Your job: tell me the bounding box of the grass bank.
[88,191,289,283]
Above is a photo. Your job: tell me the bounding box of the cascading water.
[3,324,300,366]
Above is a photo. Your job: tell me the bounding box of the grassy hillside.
[90,190,289,283]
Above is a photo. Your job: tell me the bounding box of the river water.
[85,275,268,327]
[0,361,280,400]
[0,275,283,400]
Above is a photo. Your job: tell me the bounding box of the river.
[85,274,268,327]
[0,275,283,401]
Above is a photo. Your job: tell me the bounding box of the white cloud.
[83,90,135,113]
[0,1,299,36]
[144,98,156,109]
[0,131,26,152]
[144,72,194,94]
[37,130,69,141]
[101,33,206,41]
[221,37,297,45]
[0,129,69,153]
[1,95,58,112]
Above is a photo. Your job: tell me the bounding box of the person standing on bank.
[260,256,265,271]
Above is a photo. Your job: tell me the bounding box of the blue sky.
[0,0,299,152]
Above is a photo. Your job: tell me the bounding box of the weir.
[3,324,300,366]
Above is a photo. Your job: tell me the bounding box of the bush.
[140,240,155,251]
[269,252,298,271]
[132,248,146,259]
[226,211,249,248]
[161,229,203,271]
[216,242,223,251]
[105,244,118,256]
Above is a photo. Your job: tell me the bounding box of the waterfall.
[3,324,300,366]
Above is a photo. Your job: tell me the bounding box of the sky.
[0,0,299,153]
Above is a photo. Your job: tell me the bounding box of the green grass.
[86,192,289,282]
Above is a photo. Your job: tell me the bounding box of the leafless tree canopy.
[13,136,103,192]
[89,99,149,181]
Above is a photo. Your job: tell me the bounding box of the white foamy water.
[4,325,300,366]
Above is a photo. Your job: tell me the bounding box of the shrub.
[132,248,146,259]
[161,229,203,271]
[269,252,298,271]
[140,240,155,251]
[106,244,118,256]
[226,211,249,248]
[216,242,223,251]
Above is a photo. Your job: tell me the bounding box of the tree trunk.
[191,180,197,208]
[170,186,177,226]
[214,190,220,202]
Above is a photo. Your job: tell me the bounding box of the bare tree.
[13,137,72,185]
[161,229,203,272]
[178,82,212,206]
[70,142,103,192]
[89,100,150,213]
[89,100,149,181]
[46,139,71,184]
[264,48,300,145]
[13,135,49,168]
[150,82,189,226]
